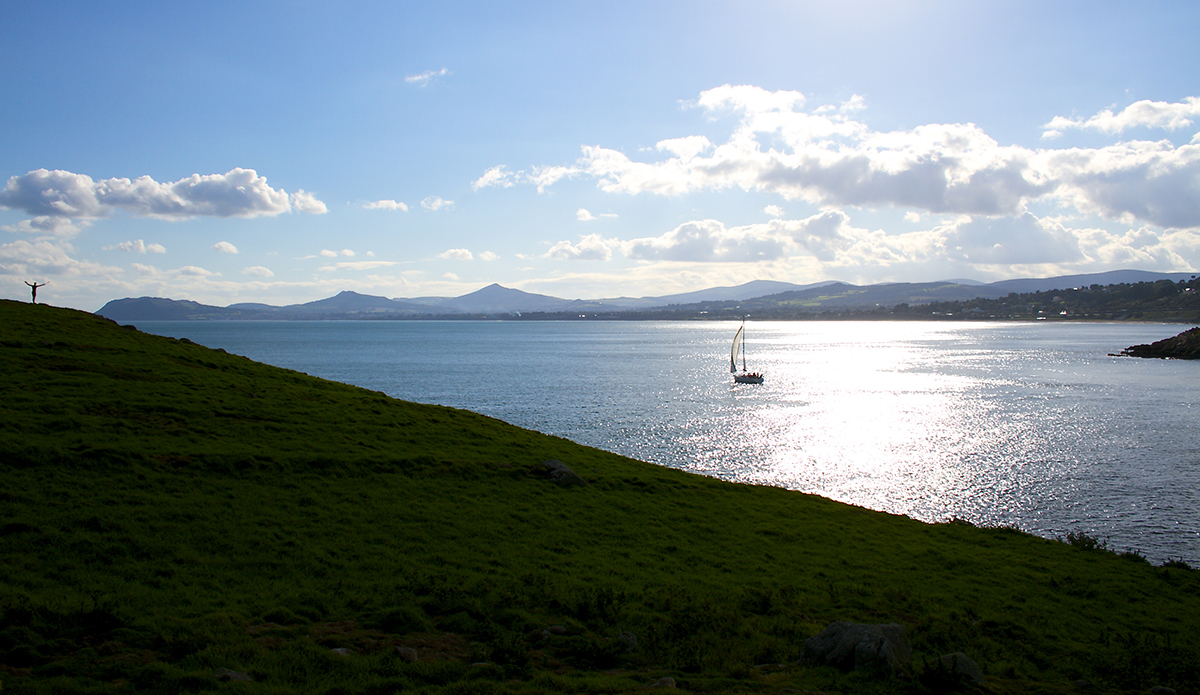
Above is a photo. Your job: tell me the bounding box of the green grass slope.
[2,300,1198,695]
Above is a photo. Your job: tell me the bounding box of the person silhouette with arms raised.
[25,281,46,303]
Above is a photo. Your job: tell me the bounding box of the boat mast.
[741,318,747,372]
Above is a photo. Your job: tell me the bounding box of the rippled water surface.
[136,320,1200,563]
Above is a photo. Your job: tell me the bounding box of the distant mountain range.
[95,270,1197,321]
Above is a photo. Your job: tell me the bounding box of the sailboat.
[731,319,764,384]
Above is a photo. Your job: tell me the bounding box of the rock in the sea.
[939,652,985,684]
[396,646,419,662]
[650,676,676,687]
[801,621,911,676]
[539,459,587,487]
[1118,327,1200,360]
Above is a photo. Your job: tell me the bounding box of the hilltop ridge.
[94,269,1196,321]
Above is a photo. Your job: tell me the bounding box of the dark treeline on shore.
[897,277,1200,322]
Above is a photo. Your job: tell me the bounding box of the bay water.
[134,319,1199,564]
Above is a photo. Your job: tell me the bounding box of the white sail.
[730,325,744,373]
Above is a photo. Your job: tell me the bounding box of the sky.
[2,1,1199,311]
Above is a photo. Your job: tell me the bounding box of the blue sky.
[2,1,1198,311]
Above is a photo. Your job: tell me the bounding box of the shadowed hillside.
[2,299,1199,694]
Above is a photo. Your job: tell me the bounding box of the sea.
[132,319,1200,565]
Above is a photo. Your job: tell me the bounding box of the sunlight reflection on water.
[653,321,1198,563]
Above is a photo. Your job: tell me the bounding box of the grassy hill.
[2,299,1199,695]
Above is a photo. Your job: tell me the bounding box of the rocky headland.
[1118,326,1200,359]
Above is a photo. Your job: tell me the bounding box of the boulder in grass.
[214,668,252,682]
[940,652,985,684]
[801,621,911,676]
[539,460,587,487]
[617,631,637,652]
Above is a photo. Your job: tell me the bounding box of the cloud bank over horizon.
[467,87,1199,290]
[481,87,1200,232]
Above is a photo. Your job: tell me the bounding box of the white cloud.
[603,207,1185,273]
[478,251,499,261]
[318,261,398,272]
[941,213,1085,264]
[243,266,274,277]
[0,168,324,224]
[582,144,707,197]
[472,165,585,194]
[290,190,328,214]
[0,238,122,278]
[472,166,517,191]
[405,67,449,86]
[764,205,784,218]
[421,196,454,211]
[320,249,338,257]
[582,114,1048,212]
[213,241,239,254]
[528,165,581,193]
[904,211,922,223]
[544,234,614,261]
[527,86,1200,230]
[364,199,409,211]
[2,215,88,237]
[656,135,712,160]
[780,210,860,262]
[695,83,808,119]
[443,272,459,281]
[341,249,355,257]
[1036,140,1200,229]
[105,239,166,254]
[623,219,790,262]
[178,265,215,277]
[438,248,473,260]
[765,210,1195,277]
[1043,96,1200,137]
[576,208,617,222]
[1064,224,1194,271]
